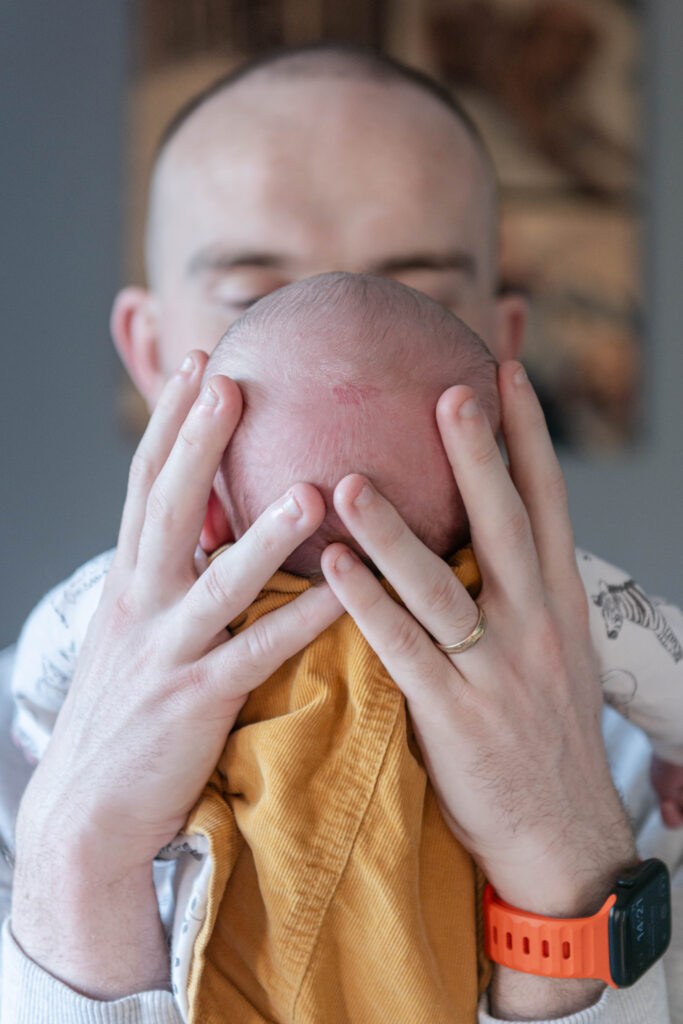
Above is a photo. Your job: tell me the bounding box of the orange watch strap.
[483,884,618,987]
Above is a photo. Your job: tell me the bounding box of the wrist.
[483,821,638,919]
[12,825,169,999]
[485,855,671,1019]
[15,767,155,880]
[484,859,619,1021]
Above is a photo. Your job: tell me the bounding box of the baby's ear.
[110,287,165,409]
[200,488,234,554]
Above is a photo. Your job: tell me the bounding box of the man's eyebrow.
[368,251,478,278]
[186,249,286,276]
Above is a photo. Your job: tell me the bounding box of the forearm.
[489,968,604,1021]
[481,963,670,1024]
[11,823,170,1000]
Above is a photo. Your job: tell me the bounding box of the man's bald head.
[206,272,498,576]
[154,43,492,178]
[145,43,498,291]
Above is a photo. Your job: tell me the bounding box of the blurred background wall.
[0,1,131,648]
[0,0,681,648]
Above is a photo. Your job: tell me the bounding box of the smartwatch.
[484,858,671,987]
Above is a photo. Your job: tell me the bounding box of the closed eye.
[219,295,265,311]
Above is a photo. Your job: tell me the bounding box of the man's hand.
[321,361,637,1019]
[11,351,342,998]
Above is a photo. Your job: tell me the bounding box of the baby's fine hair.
[221,272,496,404]
[207,272,499,575]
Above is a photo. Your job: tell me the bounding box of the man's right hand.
[10,351,342,998]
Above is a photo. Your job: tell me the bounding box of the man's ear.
[110,287,165,410]
[492,292,527,362]
[200,488,234,554]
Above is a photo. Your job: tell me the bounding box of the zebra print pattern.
[593,579,683,663]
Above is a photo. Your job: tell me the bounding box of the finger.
[498,362,580,601]
[320,543,466,708]
[435,384,540,601]
[331,474,480,647]
[135,375,243,600]
[176,482,326,653]
[197,582,344,707]
[115,351,207,571]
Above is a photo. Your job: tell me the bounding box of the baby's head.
[205,272,498,575]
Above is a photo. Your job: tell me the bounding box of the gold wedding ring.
[207,542,232,565]
[434,607,487,655]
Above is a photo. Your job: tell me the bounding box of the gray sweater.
[0,920,671,1024]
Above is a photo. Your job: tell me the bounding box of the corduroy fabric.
[185,548,490,1023]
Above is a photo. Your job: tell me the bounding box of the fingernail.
[179,354,195,376]
[281,490,302,519]
[512,365,528,386]
[353,482,373,508]
[199,383,219,407]
[334,550,356,573]
[458,396,480,420]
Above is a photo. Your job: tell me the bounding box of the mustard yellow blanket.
[185,548,489,1023]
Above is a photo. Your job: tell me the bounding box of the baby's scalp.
[204,272,499,575]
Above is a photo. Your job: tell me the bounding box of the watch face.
[608,859,671,987]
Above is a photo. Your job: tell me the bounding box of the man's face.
[143,74,504,382]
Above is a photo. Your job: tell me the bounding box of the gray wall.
[0,1,681,650]
[0,1,132,647]
[561,1,683,604]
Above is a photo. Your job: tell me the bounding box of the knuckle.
[471,440,500,472]
[532,610,564,665]
[184,660,208,696]
[289,593,316,634]
[127,451,156,495]
[501,507,531,547]
[244,620,274,665]
[112,590,132,620]
[423,569,458,617]
[391,615,424,661]
[108,587,142,638]
[377,510,407,553]
[177,423,200,453]
[445,607,482,643]
[357,584,386,622]
[145,486,176,528]
[202,568,235,609]
[249,518,278,558]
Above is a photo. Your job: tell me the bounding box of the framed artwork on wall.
[123,0,641,451]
